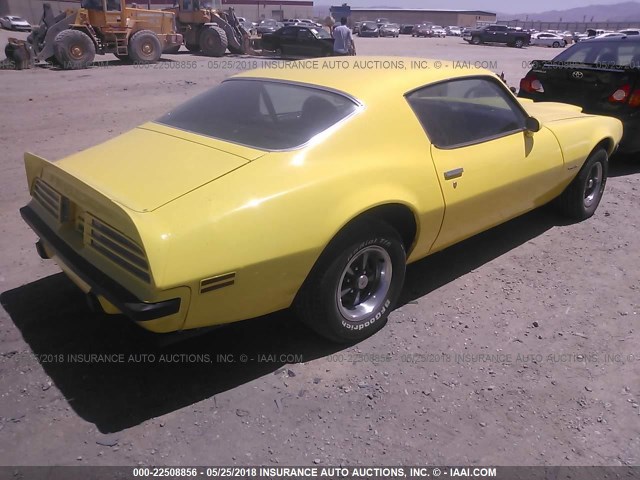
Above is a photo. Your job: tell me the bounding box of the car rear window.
[553,39,640,67]
[156,79,359,150]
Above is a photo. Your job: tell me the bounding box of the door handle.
[444,168,464,180]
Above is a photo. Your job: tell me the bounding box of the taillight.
[520,74,544,94]
[629,89,640,107]
[608,84,630,103]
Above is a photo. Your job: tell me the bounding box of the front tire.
[53,29,96,69]
[558,148,608,220]
[295,219,406,343]
[471,36,481,45]
[200,26,228,57]
[514,38,524,48]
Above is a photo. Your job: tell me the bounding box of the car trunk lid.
[525,60,640,113]
[55,123,267,213]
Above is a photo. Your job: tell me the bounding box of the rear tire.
[294,219,406,343]
[53,29,95,70]
[558,148,608,220]
[200,26,227,57]
[552,41,560,48]
[129,30,162,64]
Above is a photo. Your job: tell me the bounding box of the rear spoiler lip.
[528,60,637,73]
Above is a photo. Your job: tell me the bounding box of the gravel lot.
[1,31,639,467]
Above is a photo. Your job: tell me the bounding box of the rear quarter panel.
[152,93,446,329]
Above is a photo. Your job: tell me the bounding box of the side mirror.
[525,116,541,133]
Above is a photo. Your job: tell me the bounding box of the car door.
[406,76,565,251]
[296,28,317,56]
[278,27,298,55]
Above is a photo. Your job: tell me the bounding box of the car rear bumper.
[20,204,182,324]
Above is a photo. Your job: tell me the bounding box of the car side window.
[297,29,314,40]
[406,77,528,149]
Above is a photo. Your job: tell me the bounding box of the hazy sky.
[338,0,635,14]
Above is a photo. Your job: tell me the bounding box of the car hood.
[518,99,586,123]
[55,123,266,213]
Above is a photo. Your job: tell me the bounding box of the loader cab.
[80,0,124,28]
[178,0,222,10]
[80,0,121,11]
[106,0,121,11]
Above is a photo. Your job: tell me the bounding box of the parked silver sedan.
[530,32,567,48]
[0,15,31,31]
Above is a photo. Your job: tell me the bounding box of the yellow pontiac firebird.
[20,57,622,342]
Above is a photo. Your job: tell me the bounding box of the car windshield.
[363,22,376,28]
[261,20,277,25]
[552,39,640,67]
[157,79,359,150]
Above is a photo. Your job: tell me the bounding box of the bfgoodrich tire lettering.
[295,219,406,343]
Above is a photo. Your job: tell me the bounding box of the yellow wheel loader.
[4,0,183,70]
[164,0,252,57]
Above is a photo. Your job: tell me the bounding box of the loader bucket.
[4,39,33,70]
[3,3,77,68]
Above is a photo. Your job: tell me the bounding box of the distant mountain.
[499,1,640,21]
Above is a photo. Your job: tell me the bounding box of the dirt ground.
[1,31,639,467]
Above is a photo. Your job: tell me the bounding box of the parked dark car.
[261,26,334,57]
[412,23,433,38]
[379,23,400,37]
[257,19,283,35]
[353,21,362,35]
[359,21,380,37]
[463,24,531,48]
[400,24,414,35]
[519,35,640,153]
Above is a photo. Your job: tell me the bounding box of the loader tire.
[185,42,200,52]
[53,29,96,70]
[221,23,244,54]
[129,30,162,64]
[200,26,227,57]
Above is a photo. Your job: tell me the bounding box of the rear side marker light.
[629,89,640,108]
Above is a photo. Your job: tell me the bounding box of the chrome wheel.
[583,162,603,208]
[336,246,392,322]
